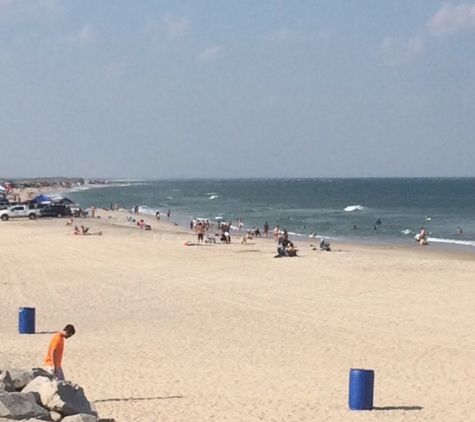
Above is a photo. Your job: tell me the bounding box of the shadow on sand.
[373,406,423,411]
[94,396,183,403]
[34,331,57,335]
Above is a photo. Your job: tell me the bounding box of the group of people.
[190,218,297,251]
[275,238,297,258]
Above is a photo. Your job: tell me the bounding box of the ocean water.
[59,178,475,249]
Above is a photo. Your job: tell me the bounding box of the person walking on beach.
[167,209,171,219]
[43,324,76,381]
[263,222,269,238]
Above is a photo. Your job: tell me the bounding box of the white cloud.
[196,46,221,62]
[380,36,424,66]
[429,3,475,35]
[381,3,475,65]
[77,24,96,47]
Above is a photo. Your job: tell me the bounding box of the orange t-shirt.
[43,332,64,367]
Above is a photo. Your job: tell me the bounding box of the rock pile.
[0,368,114,422]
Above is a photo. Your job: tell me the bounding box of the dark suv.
[39,204,72,218]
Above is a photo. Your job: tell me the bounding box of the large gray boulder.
[22,376,51,402]
[62,414,98,422]
[0,370,15,393]
[23,378,96,417]
[0,392,51,420]
[8,368,53,391]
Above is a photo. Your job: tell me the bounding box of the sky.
[1,0,475,179]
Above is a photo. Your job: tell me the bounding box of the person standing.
[196,221,205,243]
[419,227,427,245]
[90,204,96,218]
[43,324,76,381]
[273,225,280,241]
[167,209,171,219]
[263,222,269,238]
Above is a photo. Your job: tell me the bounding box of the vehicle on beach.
[0,205,41,221]
[71,207,88,218]
[0,199,10,210]
[39,204,73,218]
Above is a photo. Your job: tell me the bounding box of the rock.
[26,379,96,416]
[8,368,53,391]
[6,369,32,391]
[49,410,62,421]
[0,392,51,420]
[30,368,54,381]
[0,371,15,393]
[16,419,52,422]
[62,414,98,422]
[22,376,51,400]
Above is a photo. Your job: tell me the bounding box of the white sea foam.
[138,206,158,216]
[401,229,413,235]
[344,205,367,212]
[427,237,475,247]
[209,195,218,200]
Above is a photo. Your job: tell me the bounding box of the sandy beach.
[0,209,474,422]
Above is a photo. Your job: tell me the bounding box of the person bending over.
[43,324,76,380]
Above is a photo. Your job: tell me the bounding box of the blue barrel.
[18,307,36,334]
[348,368,374,410]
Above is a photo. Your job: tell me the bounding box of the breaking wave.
[344,205,368,212]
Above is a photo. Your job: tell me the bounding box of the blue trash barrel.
[348,368,374,410]
[18,307,36,334]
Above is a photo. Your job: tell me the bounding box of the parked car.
[39,204,73,218]
[0,205,40,221]
[0,199,10,210]
[72,207,88,218]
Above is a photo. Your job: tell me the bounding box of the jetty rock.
[23,377,96,417]
[0,370,16,393]
[0,366,115,422]
[0,391,50,420]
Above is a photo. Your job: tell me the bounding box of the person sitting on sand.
[73,226,80,235]
[80,225,89,235]
[65,218,74,227]
[286,242,297,257]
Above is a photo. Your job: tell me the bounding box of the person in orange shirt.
[43,324,76,380]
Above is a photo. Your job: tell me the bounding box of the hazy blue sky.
[1,1,474,178]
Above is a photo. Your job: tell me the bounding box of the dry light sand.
[0,209,474,422]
